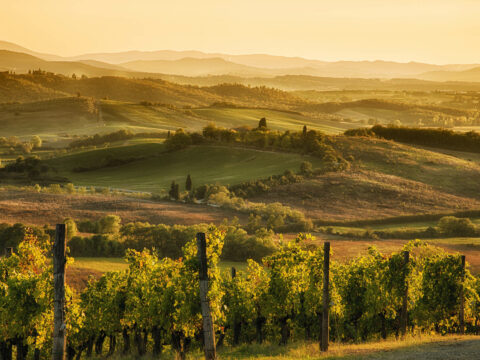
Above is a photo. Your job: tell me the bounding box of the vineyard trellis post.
[52,224,66,360]
[321,242,330,352]
[400,251,409,337]
[459,255,466,335]
[197,232,216,360]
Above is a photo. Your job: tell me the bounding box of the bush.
[438,216,477,237]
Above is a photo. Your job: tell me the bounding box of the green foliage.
[438,216,477,237]
[2,235,480,358]
[164,129,192,151]
[98,215,121,235]
[64,217,78,240]
[2,155,49,178]
[346,125,480,153]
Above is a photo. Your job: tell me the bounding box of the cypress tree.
[186,174,192,191]
[169,181,176,199]
[174,183,180,200]
[303,125,307,137]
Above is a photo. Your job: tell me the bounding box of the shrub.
[438,216,477,237]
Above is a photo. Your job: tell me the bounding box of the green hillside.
[47,144,323,192]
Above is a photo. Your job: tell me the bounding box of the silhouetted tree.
[185,174,192,191]
[258,117,267,129]
[303,125,307,137]
[169,181,180,200]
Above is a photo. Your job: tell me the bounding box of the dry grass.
[66,267,103,293]
[102,335,480,359]
[251,169,480,222]
[0,189,246,226]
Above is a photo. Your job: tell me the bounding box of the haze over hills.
[419,66,480,83]
[1,40,480,80]
[0,50,143,78]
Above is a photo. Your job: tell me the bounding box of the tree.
[300,161,313,175]
[258,117,267,129]
[165,130,191,151]
[185,174,192,191]
[64,218,78,240]
[438,216,476,237]
[98,215,121,234]
[303,125,307,137]
[30,136,42,149]
[169,181,179,200]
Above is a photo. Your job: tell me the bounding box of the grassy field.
[94,335,480,359]
[47,144,324,192]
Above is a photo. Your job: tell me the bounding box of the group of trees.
[0,136,42,156]
[0,216,280,262]
[322,216,480,240]
[164,123,348,170]
[0,156,50,179]
[2,233,479,359]
[345,125,480,153]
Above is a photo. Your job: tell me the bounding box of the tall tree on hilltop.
[258,117,267,129]
[303,125,307,137]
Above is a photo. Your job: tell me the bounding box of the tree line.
[345,125,480,153]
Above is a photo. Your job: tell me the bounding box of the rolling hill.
[2,41,479,79]
[0,50,142,78]
[419,66,480,82]
[120,57,269,77]
[46,143,324,192]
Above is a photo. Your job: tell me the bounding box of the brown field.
[0,189,246,226]
[67,267,103,292]
[252,169,480,221]
[308,235,480,274]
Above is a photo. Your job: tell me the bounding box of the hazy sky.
[2,0,479,64]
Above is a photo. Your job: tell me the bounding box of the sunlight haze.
[2,0,479,63]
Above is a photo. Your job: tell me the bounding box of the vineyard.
[0,228,479,360]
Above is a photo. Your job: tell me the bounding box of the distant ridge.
[1,40,479,79]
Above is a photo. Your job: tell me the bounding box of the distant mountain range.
[1,40,480,81]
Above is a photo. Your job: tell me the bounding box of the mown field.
[46,143,324,192]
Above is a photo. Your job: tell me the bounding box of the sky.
[1,0,479,64]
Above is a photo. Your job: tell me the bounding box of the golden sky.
[2,0,479,64]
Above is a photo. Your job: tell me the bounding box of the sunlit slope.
[191,107,356,134]
[0,97,101,139]
[47,144,324,192]
[248,136,480,221]
[0,96,354,142]
[335,136,480,199]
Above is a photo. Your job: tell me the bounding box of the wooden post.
[400,251,409,337]
[197,233,216,360]
[52,224,66,360]
[459,255,466,335]
[321,242,330,352]
[231,267,236,279]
